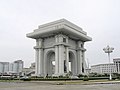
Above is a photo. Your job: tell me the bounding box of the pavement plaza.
[0,81,120,90]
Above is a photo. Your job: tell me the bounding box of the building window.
[63,38,66,42]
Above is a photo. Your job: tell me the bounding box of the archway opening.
[46,51,55,76]
[69,51,75,75]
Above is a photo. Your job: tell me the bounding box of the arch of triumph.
[26,19,92,76]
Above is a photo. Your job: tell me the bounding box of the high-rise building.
[12,60,24,74]
[0,62,3,73]
[0,60,24,75]
[9,63,13,73]
[0,62,9,74]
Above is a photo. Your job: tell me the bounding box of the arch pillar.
[77,50,82,74]
[66,47,69,73]
[58,45,65,75]
[54,34,68,76]
[55,46,59,75]
[35,48,39,76]
[34,38,44,76]
[77,41,86,75]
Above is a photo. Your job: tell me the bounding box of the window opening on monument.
[69,51,75,75]
[63,38,66,42]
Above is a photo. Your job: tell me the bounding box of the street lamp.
[103,45,114,80]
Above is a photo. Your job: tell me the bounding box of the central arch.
[46,51,55,76]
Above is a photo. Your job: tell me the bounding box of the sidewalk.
[28,80,120,85]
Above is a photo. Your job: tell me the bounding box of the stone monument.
[26,19,92,76]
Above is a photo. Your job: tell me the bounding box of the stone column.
[55,45,59,75]
[34,38,44,76]
[38,39,44,76]
[54,34,67,76]
[54,35,59,76]
[38,48,44,76]
[66,37,69,73]
[66,47,69,73]
[118,62,120,73]
[77,41,83,75]
[58,45,64,75]
[35,49,39,76]
[34,39,39,76]
[77,50,82,74]
[43,52,47,76]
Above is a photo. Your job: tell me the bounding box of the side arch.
[45,50,55,76]
[69,50,77,75]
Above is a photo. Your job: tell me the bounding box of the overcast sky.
[0,0,120,67]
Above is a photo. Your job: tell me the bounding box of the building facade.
[91,63,117,74]
[22,62,35,76]
[113,58,120,74]
[27,19,92,76]
[0,60,23,75]
[12,60,24,74]
[0,62,9,74]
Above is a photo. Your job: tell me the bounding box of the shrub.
[46,76,52,78]
[37,76,44,78]
[52,76,58,78]
[83,75,89,81]
[83,78,89,81]
[78,74,84,78]
[117,76,120,80]
[59,75,64,78]
[23,78,31,81]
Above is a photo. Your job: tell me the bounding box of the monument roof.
[26,19,92,41]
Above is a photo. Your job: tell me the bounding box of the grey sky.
[0,0,120,67]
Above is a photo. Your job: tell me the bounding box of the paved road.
[0,82,120,90]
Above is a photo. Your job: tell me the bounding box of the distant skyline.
[0,0,120,67]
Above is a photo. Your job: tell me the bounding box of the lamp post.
[103,45,114,80]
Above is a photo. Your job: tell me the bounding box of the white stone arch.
[69,50,77,75]
[45,49,55,76]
